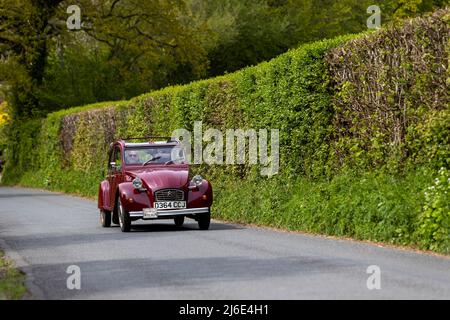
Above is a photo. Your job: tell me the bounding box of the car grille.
[154,189,184,201]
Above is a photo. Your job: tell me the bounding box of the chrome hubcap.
[118,203,124,228]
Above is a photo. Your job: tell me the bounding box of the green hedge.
[3,9,449,253]
[326,9,449,173]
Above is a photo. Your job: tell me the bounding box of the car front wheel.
[117,198,131,232]
[100,209,111,227]
[174,216,184,227]
[112,211,120,225]
[198,210,211,230]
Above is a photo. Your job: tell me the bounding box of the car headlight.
[192,175,203,187]
[132,177,143,189]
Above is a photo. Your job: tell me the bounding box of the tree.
[0,0,208,116]
[187,0,375,76]
[187,0,297,76]
[1,0,446,117]
[0,0,64,118]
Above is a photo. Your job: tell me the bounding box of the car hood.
[126,167,189,190]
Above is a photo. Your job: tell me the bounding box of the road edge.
[0,239,46,300]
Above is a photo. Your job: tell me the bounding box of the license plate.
[154,201,186,210]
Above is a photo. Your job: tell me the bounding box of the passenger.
[126,150,140,164]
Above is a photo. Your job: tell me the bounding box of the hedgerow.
[2,8,449,253]
[326,9,449,173]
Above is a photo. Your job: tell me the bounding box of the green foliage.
[188,0,374,76]
[187,0,449,77]
[0,101,10,152]
[0,0,62,118]
[381,0,447,19]
[418,167,450,253]
[235,35,358,178]
[0,250,27,300]
[2,0,447,117]
[43,0,208,107]
[0,0,209,117]
[326,8,449,173]
[214,168,431,246]
[1,118,42,184]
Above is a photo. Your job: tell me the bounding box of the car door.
[105,145,115,210]
[109,145,123,209]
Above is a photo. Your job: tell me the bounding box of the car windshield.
[124,146,186,165]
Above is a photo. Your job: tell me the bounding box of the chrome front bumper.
[129,207,209,219]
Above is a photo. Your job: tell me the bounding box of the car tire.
[112,211,120,225]
[117,198,131,232]
[100,209,111,227]
[198,210,211,230]
[174,216,184,227]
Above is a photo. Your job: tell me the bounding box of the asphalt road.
[0,186,449,300]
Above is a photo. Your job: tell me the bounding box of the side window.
[108,146,115,170]
[114,147,122,169]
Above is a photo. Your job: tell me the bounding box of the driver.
[126,150,141,164]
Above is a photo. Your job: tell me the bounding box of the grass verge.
[0,250,27,300]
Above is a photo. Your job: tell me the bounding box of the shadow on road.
[130,222,240,233]
[0,192,62,199]
[0,222,243,251]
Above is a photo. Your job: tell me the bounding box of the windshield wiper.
[142,156,161,166]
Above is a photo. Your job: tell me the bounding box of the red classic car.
[97,137,213,232]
